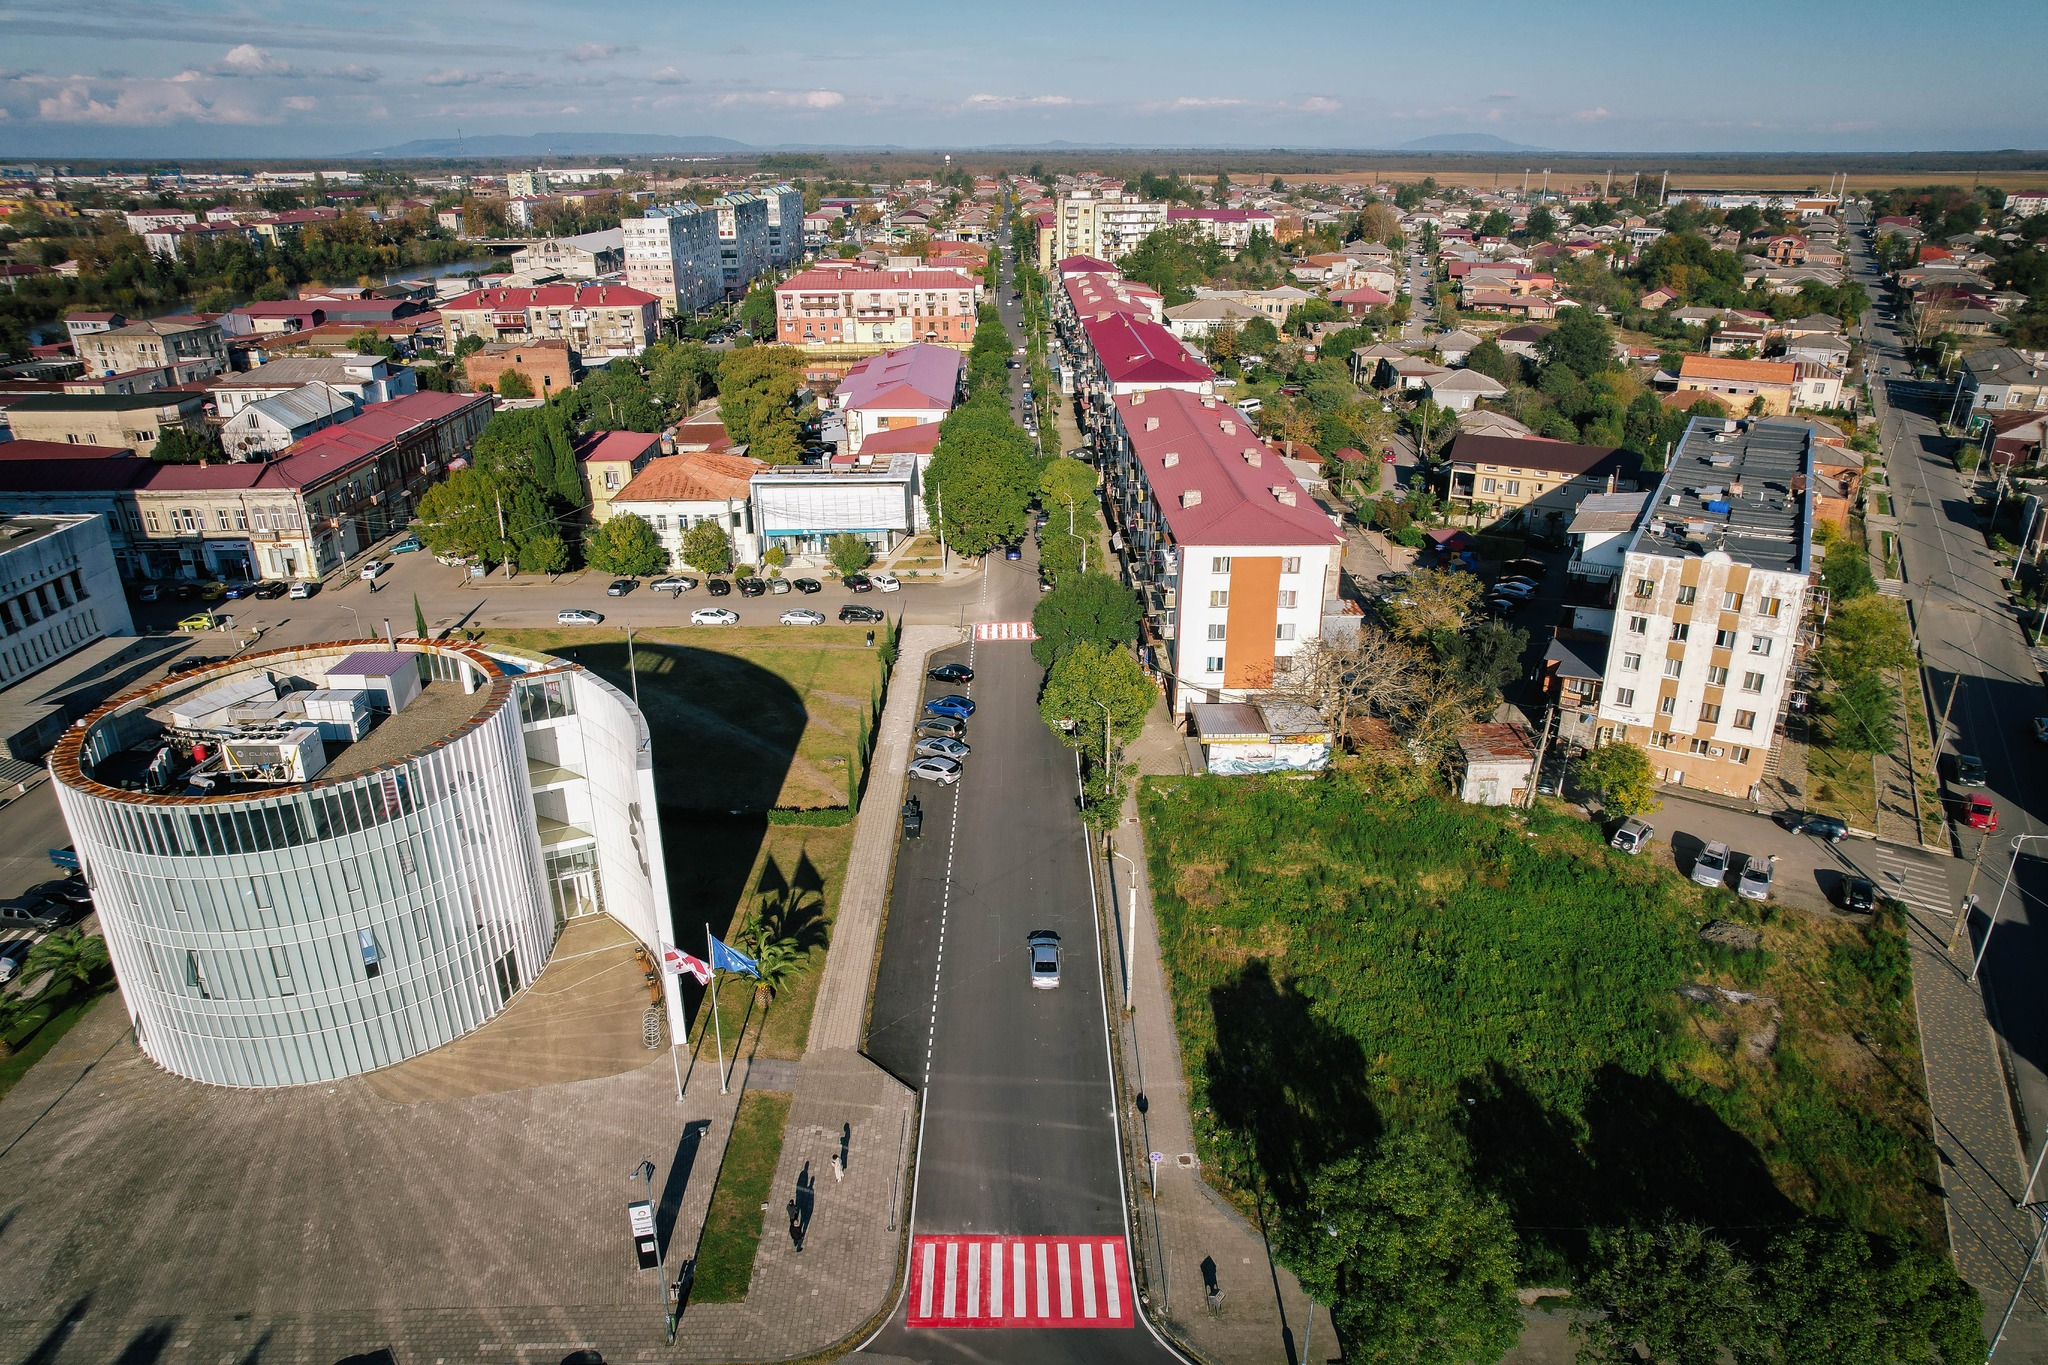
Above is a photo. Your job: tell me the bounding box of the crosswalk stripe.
[972,620,1039,641]
[908,1235,1133,1329]
[1874,854,1953,915]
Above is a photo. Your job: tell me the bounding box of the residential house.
[1455,723,1537,806]
[622,202,724,315]
[464,340,579,397]
[1099,388,1344,711]
[1782,331,1851,368]
[576,430,664,522]
[1591,417,1815,798]
[1676,355,1842,417]
[751,454,924,559]
[439,283,659,362]
[208,354,418,418]
[835,344,962,455]
[1496,323,1555,360]
[1332,285,1393,318]
[1068,309,1216,444]
[1164,297,1265,341]
[63,312,126,351]
[1565,490,1654,583]
[79,318,226,379]
[3,391,207,458]
[510,229,625,281]
[762,183,807,268]
[773,266,983,351]
[1165,208,1277,253]
[1446,433,1644,535]
[218,383,361,460]
[1960,347,2048,420]
[1430,330,1484,365]
[607,450,770,565]
[1425,368,1507,413]
[714,191,771,297]
[1051,191,1168,265]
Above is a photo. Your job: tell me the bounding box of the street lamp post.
[629,1158,678,1342]
[339,605,362,639]
[1988,1203,2048,1360]
[1111,847,1139,1010]
[1972,834,2048,984]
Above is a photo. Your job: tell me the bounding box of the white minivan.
[1235,397,1262,415]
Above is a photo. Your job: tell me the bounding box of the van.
[1234,397,1262,415]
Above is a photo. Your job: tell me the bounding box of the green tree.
[737,281,777,337]
[578,360,660,433]
[1824,670,1900,757]
[680,518,734,575]
[1277,1131,1521,1365]
[1039,640,1152,823]
[1477,209,1513,238]
[1031,572,1143,668]
[1464,337,1514,383]
[1524,205,1558,241]
[827,532,873,578]
[417,467,513,564]
[1820,596,1914,683]
[924,393,1039,556]
[747,410,804,465]
[582,512,668,577]
[1573,741,1660,816]
[413,593,429,639]
[21,929,110,995]
[531,402,587,511]
[452,334,486,360]
[1820,539,1877,603]
[1575,1223,1765,1365]
[1536,305,1615,381]
[1751,1222,1980,1364]
[647,341,722,413]
[717,346,806,448]
[518,531,571,576]
[151,426,225,464]
[1438,619,1527,703]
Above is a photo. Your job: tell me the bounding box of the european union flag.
[710,936,759,978]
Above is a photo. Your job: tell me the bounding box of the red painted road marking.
[907,1235,1133,1329]
[972,620,1039,641]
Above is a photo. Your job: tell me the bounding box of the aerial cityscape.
[2,3,2048,1364]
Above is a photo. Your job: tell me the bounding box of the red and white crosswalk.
[908,1235,1132,1329]
[972,620,1039,641]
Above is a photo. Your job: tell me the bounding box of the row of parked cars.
[907,662,977,785]
[0,874,94,983]
[556,602,888,628]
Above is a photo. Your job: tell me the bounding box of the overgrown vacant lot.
[1142,770,1939,1280]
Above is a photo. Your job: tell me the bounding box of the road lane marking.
[1057,1240,1073,1318]
[907,1236,1132,1329]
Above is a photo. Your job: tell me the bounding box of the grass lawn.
[0,985,111,1103]
[1141,770,1940,1283]
[1804,720,1880,833]
[690,1090,792,1303]
[1901,665,1947,846]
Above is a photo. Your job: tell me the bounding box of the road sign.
[1149,1152,1163,1164]
[628,1199,659,1269]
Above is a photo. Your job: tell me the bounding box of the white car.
[779,609,826,626]
[359,561,389,580]
[869,571,900,593]
[557,608,604,625]
[287,580,315,599]
[691,607,740,626]
[907,756,963,785]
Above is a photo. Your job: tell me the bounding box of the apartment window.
[1715,628,1737,649]
[1634,578,1654,598]
[1722,590,1743,610]
[1614,687,1636,707]
[1651,731,1674,749]
[1659,695,1677,716]
[1734,710,1757,730]
[1209,590,1229,608]
[1211,556,1231,574]
[604,470,620,490]
[1205,656,1224,673]
[358,929,383,979]
[1277,590,1298,609]
[1751,637,1774,657]
[1676,585,1697,605]
[145,511,161,532]
[1207,623,1227,641]
[1280,557,1301,574]
[1707,666,1729,686]
[1664,658,1683,678]
[1699,703,1722,724]
[1670,622,1689,642]
[1758,597,1782,618]
[1481,478,1497,493]
[1622,652,1642,671]
[1742,671,1766,692]
[1728,746,1753,764]
[1276,623,1296,642]
[1689,738,1713,755]
[1628,615,1649,635]
[234,508,248,530]
[1505,480,1520,496]
[215,509,231,530]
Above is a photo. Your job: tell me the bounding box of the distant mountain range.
[353,132,753,158]
[1397,134,1547,154]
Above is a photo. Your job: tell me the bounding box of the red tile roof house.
[834,343,964,455]
[1334,284,1393,317]
[772,266,984,350]
[576,429,663,520]
[1104,388,1344,710]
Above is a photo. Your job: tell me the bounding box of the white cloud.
[1570,107,1612,123]
[424,67,481,87]
[1488,90,1517,101]
[564,43,618,64]
[648,65,688,85]
[710,88,844,109]
[36,76,269,125]
[964,93,1078,109]
[216,44,296,77]
[1299,96,1341,113]
[560,105,580,114]
[1142,96,1249,111]
[423,68,542,89]
[335,64,381,83]
[284,95,316,111]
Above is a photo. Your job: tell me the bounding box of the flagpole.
[708,924,727,1096]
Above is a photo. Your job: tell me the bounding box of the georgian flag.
[663,947,712,985]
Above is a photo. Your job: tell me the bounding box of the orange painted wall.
[1223,556,1280,689]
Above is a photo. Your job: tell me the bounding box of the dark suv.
[838,604,884,623]
[737,577,768,597]
[705,578,733,597]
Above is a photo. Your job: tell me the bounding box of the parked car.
[653,576,698,594]
[793,578,823,594]
[907,756,964,785]
[606,578,636,597]
[288,580,316,599]
[177,612,222,632]
[1838,876,1878,913]
[1504,558,1548,580]
[925,694,976,719]
[1737,854,1775,901]
[557,608,604,625]
[252,580,288,600]
[2033,716,2048,744]
[692,607,741,626]
[0,940,34,985]
[737,577,768,597]
[769,578,792,594]
[705,578,733,596]
[170,582,200,601]
[390,534,423,553]
[1004,545,1022,560]
[916,736,970,761]
[1964,793,1999,831]
[929,662,975,684]
[1947,753,1989,787]
[1800,814,1850,842]
[223,581,256,600]
[1490,581,1537,600]
[779,609,826,626]
[1026,930,1062,989]
[917,716,968,741]
[1691,840,1731,888]
[198,580,228,600]
[1610,819,1655,854]
[843,574,873,593]
[359,561,388,581]
[870,572,900,592]
[135,583,161,602]
[839,604,885,623]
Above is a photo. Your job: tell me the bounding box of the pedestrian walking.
[787,1199,804,1252]
[830,1150,844,1182]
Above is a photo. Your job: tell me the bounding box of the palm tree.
[743,890,829,1004]
[23,930,110,998]
[0,993,33,1058]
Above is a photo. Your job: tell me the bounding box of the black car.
[844,574,873,593]
[251,580,288,599]
[792,578,822,594]
[171,582,200,601]
[929,662,975,684]
[839,604,884,623]
[737,577,768,597]
[1948,753,1988,787]
[1838,876,1879,913]
[1503,558,1548,580]
[706,578,733,597]
[606,578,636,597]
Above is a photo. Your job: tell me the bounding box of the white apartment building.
[622,202,724,315]
[715,192,771,297]
[762,183,807,268]
[1056,192,1169,263]
[209,354,419,419]
[1592,418,1815,798]
[0,513,135,692]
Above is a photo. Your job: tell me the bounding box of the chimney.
[1243,448,1262,467]
[1730,480,1745,497]
[1145,416,1159,432]
[1284,439,1295,457]
[1220,419,1236,435]
[1131,392,1145,406]
[1273,486,1297,506]
[1182,488,1202,506]
[1162,451,1179,467]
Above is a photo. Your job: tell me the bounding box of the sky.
[2,0,2045,160]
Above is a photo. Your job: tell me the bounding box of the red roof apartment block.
[1114,389,1341,548]
[1082,312,1215,392]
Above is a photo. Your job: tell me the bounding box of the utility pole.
[1937,675,1963,737]
[1659,170,1669,205]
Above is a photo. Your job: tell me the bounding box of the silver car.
[1737,854,1775,901]
[1027,930,1061,990]
[779,609,826,626]
[915,735,970,761]
[556,608,604,626]
[907,756,962,785]
[1692,840,1731,888]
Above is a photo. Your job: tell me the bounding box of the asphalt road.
[859,220,1178,1364]
[1846,205,2048,1154]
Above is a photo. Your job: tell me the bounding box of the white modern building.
[50,640,679,1089]
[622,201,724,315]
[209,354,418,419]
[763,183,807,268]
[0,513,135,691]
[752,456,922,559]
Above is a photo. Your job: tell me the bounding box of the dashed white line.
[922,632,976,1087]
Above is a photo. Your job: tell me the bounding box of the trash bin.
[901,795,923,839]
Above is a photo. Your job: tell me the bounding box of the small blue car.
[924,694,976,719]
[389,534,423,553]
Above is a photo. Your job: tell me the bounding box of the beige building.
[1445,434,1645,537]
[1592,418,1815,798]
[1044,191,1168,268]
[80,318,226,379]
[3,391,207,458]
